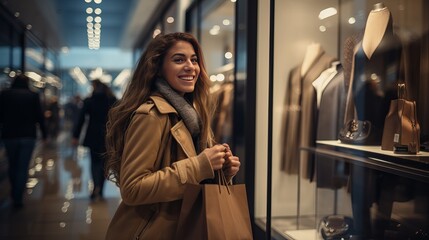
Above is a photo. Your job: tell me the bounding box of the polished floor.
[0,126,121,240]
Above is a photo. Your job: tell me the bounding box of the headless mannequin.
[350,4,403,239]
[350,3,402,145]
[301,42,323,76]
[362,3,389,59]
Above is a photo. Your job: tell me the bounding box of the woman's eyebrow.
[171,53,197,58]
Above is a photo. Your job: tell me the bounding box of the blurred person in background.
[0,74,47,208]
[72,79,117,201]
[63,95,82,132]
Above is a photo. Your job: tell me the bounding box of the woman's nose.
[184,60,195,71]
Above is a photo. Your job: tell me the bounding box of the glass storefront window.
[256,0,429,239]
[200,0,236,144]
[164,2,178,34]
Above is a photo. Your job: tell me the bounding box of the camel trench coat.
[105,95,214,240]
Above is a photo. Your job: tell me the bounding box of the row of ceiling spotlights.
[85,0,102,49]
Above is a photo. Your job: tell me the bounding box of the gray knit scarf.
[155,78,202,140]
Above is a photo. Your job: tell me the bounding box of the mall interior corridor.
[0,125,121,240]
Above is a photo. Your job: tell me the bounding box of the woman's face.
[162,40,200,95]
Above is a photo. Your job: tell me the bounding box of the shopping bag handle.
[398,82,406,99]
[217,170,231,195]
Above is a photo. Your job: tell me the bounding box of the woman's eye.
[174,58,185,63]
[191,58,198,63]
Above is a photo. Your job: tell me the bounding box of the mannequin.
[350,3,402,145]
[301,42,323,76]
[350,4,403,239]
[362,3,389,59]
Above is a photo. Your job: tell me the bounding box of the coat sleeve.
[119,111,213,206]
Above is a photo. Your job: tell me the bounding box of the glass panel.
[200,0,236,144]
[25,37,44,73]
[164,2,178,34]
[0,14,11,88]
[268,0,429,239]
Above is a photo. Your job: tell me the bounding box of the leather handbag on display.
[318,215,354,240]
[381,83,420,154]
[339,119,380,145]
[175,171,253,240]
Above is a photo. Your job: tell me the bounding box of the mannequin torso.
[362,6,390,59]
[350,4,403,145]
[301,42,323,76]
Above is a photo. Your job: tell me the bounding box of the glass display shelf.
[315,140,429,183]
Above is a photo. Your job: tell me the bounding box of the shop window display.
[256,0,429,239]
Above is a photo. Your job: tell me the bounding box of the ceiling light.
[153,29,161,38]
[216,74,225,82]
[209,25,220,35]
[225,52,233,59]
[85,0,92,3]
[70,67,88,84]
[222,19,230,26]
[94,0,102,4]
[86,16,93,22]
[348,17,356,24]
[94,8,102,15]
[113,69,131,86]
[25,72,42,82]
[318,7,337,20]
[86,7,93,14]
[94,16,102,23]
[166,17,174,24]
[61,47,69,53]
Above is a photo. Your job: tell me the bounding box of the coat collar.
[150,95,197,157]
[150,95,177,114]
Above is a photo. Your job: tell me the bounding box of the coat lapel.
[151,95,198,158]
[170,120,197,158]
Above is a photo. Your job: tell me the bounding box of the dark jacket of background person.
[0,75,47,140]
[72,80,116,200]
[0,74,47,208]
[73,80,117,152]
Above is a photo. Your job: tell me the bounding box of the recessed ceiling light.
[318,7,337,20]
[94,8,102,15]
[86,7,93,14]
[166,17,174,24]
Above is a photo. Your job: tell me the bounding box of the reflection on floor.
[0,130,121,240]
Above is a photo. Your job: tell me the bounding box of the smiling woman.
[104,32,242,240]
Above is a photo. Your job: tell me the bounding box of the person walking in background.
[0,74,47,208]
[63,95,82,131]
[72,79,117,201]
[104,32,241,239]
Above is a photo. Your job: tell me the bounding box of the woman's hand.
[222,143,240,180]
[201,144,227,170]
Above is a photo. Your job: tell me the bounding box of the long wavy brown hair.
[105,32,214,186]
